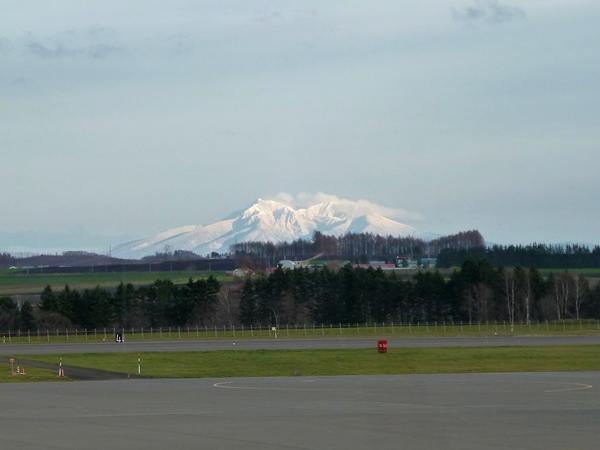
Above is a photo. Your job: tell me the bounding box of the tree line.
[2,277,221,331]
[230,230,485,263]
[238,261,600,327]
[437,243,600,269]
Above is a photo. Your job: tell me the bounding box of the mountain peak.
[112,196,418,259]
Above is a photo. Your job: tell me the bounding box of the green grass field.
[14,346,600,382]
[0,270,232,295]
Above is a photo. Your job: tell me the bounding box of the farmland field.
[0,269,232,296]
[2,265,600,297]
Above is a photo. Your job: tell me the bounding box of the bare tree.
[553,272,573,320]
[502,269,516,330]
[470,282,494,323]
[514,267,532,325]
[215,285,239,328]
[572,273,589,320]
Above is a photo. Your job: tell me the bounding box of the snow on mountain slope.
[111,197,418,259]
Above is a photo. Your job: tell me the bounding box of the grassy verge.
[19,346,600,380]
[0,366,73,383]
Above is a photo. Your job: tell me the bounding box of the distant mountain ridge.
[111,198,418,259]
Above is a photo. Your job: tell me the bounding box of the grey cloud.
[28,41,76,58]
[453,0,526,26]
[26,28,124,59]
[28,41,122,59]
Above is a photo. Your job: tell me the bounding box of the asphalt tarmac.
[2,372,600,449]
[2,336,600,449]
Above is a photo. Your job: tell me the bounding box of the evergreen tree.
[18,301,36,331]
[238,279,258,325]
[39,285,59,312]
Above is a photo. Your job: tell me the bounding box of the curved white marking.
[213,381,301,391]
[545,382,592,393]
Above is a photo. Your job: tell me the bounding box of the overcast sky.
[1,1,599,252]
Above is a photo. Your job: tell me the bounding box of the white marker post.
[10,358,14,375]
[138,353,141,375]
[59,358,62,376]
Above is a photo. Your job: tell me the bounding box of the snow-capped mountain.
[111,198,418,259]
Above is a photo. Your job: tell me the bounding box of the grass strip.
[19,346,600,380]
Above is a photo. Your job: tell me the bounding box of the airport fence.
[1,319,600,344]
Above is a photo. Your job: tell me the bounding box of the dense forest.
[238,261,600,326]
[2,260,600,332]
[437,243,600,269]
[0,276,221,332]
